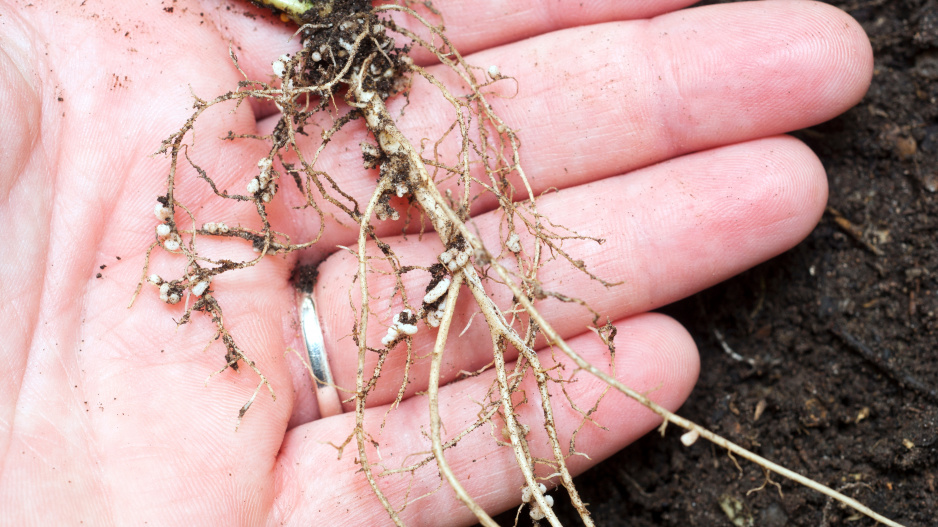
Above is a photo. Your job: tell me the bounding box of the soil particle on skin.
[496,1,937,526]
[291,264,320,294]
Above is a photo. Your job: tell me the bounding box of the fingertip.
[612,312,699,411]
[543,312,700,467]
[779,134,829,236]
[743,135,828,257]
[663,135,828,269]
[647,1,874,148]
[626,312,700,409]
[787,0,874,117]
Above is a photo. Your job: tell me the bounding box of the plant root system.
[136,1,906,525]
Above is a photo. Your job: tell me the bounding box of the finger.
[302,135,824,411]
[276,0,871,250]
[206,0,700,89]
[272,312,699,526]
[379,0,699,65]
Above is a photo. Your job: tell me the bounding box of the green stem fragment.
[248,0,333,24]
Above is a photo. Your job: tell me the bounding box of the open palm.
[0,0,871,524]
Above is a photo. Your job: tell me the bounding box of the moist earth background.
[495,0,937,525]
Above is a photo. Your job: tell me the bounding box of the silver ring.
[300,293,343,417]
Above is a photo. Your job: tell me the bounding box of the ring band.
[300,293,343,418]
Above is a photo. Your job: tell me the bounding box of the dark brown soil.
[496,1,938,525]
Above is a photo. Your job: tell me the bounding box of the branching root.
[137,2,906,526]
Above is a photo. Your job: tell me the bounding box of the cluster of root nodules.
[135,2,618,525]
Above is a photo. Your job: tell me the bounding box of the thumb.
[0,13,50,401]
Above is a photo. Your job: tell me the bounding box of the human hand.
[0,0,871,524]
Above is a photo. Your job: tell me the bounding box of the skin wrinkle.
[0,9,58,497]
[0,57,39,202]
[10,350,110,523]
